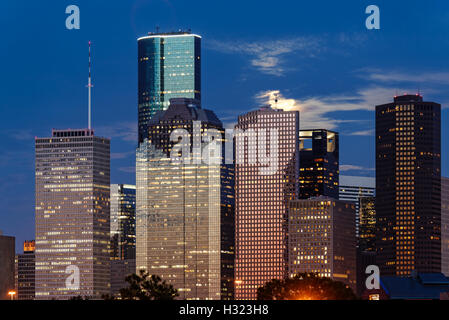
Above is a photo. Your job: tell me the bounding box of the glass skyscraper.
[138,31,201,144]
[35,129,110,299]
[110,184,136,261]
[299,129,339,200]
[110,184,136,296]
[136,98,234,300]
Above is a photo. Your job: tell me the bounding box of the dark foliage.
[257,273,357,300]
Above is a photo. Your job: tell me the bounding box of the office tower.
[35,129,110,299]
[359,197,376,252]
[339,175,375,237]
[110,184,136,260]
[0,233,15,300]
[442,177,449,276]
[110,184,136,296]
[288,197,356,292]
[235,106,300,300]
[299,129,339,200]
[376,94,441,276]
[137,31,201,144]
[356,197,377,297]
[18,240,35,300]
[136,98,234,300]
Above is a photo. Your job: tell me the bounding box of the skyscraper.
[235,106,300,300]
[138,31,201,144]
[17,240,35,300]
[110,184,136,296]
[35,129,110,299]
[442,177,449,276]
[299,129,339,200]
[0,233,15,300]
[376,94,441,276]
[136,98,234,300]
[288,197,356,292]
[339,175,376,237]
[110,184,136,260]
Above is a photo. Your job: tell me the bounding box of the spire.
[87,41,93,130]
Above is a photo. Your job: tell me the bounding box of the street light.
[8,290,16,300]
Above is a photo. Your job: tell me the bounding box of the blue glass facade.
[138,32,201,144]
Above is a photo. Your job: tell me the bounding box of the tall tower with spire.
[34,42,111,299]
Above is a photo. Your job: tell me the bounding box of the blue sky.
[1,0,448,250]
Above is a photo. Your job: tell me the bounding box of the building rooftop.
[138,30,201,41]
[375,273,449,299]
[393,94,423,103]
[340,175,375,188]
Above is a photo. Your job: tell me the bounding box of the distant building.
[136,98,234,300]
[137,31,201,144]
[299,129,339,200]
[356,197,377,297]
[35,129,111,299]
[18,240,35,300]
[110,184,136,296]
[0,233,15,300]
[442,177,449,276]
[359,197,376,252]
[288,197,356,292]
[376,95,441,276]
[235,106,300,300]
[363,272,449,300]
[339,175,375,237]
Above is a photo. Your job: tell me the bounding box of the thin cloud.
[111,151,135,160]
[255,87,396,130]
[95,122,137,143]
[364,69,449,85]
[340,164,375,172]
[208,37,322,76]
[348,129,375,136]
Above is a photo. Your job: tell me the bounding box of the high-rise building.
[442,177,449,276]
[339,175,375,237]
[138,31,201,144]
[110,184,136,260]
[110,184,136,296]
[376,94,441,276]
[235,106,300,300]
[356,197,377,297]
[136,98,234,300]
[0,233,15,300]
[288,197,356,292]
[35,129,110,299]
[299,129,339,200]
[18,240,35,300]
[359,197,376,252]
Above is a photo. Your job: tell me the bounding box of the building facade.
[235,106,300,300]
[17,240,35,300]
[339,175,375,237]
[299,129,339,200]
[376,95,441,276]
[136,98,234,300]
[35,129,110,299]
[110,184,136,261]
[110,184,136,296]
[288,197,356,292]
[138,31,201,144]
[0,233,15,300]
[442,177,449,276]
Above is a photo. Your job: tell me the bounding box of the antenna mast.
[87,41,93,130]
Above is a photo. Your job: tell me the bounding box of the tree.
[257,273,357,300]
[119,270,179,300]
